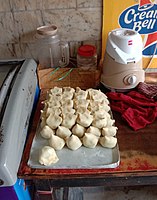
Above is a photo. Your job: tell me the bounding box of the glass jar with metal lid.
[36,24,69,69]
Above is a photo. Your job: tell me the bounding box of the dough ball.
[46,113,62,129]
[46,100,61,108]
[76,107,91,115]
[72,124,86,138]
[56,126,72,139]
[49,87,62,95]
[75,87,81,93]
[74,99,90,110]
[77,113,93,128]
[40,125,55,139]
[39,146,59,166]
[102,104,110,112]
[75,87,88,98]
[74,90,88,100]
[49,134,65,150]
[61,99,73,108]
[88,89,109,103]
[102,126,118,137]
[86,126,101,137]
[66,135,82,150]
[92,118,107,129]
[93,109,110,119]
[106,118,115,127]
[93,94,109,104]
[62,92,74,100]
[40,116,46,129]
[46,107,61,117]
[82,133,99,148]
[48,93,62,102]
[61,113,77,129]
[89,100,110,112]
[87,88,100,97]
[61,107,75,115]
[99,136,117,148]
[40,109,46,118]
[63,87,75,94]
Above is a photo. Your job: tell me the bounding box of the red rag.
[107,92,157,107]
[137,82,157,100]
[109,101,129,113]
[127,90,155,102]
[122,107,156,131]
[107,91,157,131]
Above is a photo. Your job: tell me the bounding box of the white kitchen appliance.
[101,28,145,91]
[0,59,38,190]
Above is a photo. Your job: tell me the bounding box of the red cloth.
[106,91,157,131]
[137,82,157,100]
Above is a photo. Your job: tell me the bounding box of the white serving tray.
[28,125,120,169]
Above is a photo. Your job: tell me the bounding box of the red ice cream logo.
[139,0,154,10]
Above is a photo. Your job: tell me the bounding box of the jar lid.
[78,45,96,57]
[37,25,58,36]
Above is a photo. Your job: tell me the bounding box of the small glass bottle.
[77,45,97,71]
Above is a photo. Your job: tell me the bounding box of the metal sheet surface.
[0,59,38,187]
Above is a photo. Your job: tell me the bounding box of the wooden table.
[18,88,157,188]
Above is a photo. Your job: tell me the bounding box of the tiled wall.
[0,0,102,61]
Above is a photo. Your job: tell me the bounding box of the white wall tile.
[42,0,76,9]
[77,0,102,8]
[10,0,42,11]
[0,43,18,59]
[42,8,102,41]
[0,12,17,43]
[0,42,38,60]
[0,0,11,12]
[13,10,43,43]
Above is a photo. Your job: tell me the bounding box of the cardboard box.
[37,66,101,90]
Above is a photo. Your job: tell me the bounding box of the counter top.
[18,86,157,187]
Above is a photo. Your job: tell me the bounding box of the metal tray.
[28,124,120,169]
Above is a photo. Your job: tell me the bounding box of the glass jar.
[77,45,97,71]
[36,25,69,69]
